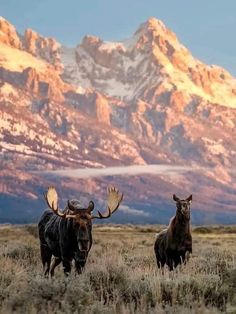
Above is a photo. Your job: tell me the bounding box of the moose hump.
[67,199,84,210]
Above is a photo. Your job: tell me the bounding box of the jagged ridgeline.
[0,16,236,223]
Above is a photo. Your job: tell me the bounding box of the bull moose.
[154,194,192,270]
[38,186,123,277]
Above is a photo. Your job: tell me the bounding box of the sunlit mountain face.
[0,16,236,224]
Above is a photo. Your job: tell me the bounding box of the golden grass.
[0,224,235,313]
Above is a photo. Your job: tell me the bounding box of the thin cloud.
[119,204,149,217]
[37,164,203,179]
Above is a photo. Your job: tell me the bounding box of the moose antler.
[44,186,123,220]
[44,187,66,218]
[91,186,123,219]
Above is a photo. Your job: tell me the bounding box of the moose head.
[173,194,192,221]
[44,186,123,254]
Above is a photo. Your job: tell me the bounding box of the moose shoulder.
[154,194,192,270]
[38,186,123,277]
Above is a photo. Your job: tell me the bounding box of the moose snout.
[78,241,89,252]
[78,240,90,252]
[77,224,90,252]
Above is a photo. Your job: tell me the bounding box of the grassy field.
[0,224,235,314]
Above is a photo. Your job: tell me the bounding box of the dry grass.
[0,224,235,313]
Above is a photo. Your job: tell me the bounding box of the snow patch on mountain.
[98,41,125,53]
[0,43,47,72]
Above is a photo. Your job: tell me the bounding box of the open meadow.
[0,224,235,314]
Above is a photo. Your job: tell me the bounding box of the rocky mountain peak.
[82,35,102,47]
[23,28,62,72]
[0,16,22,49]
[136,17,167,34]
[134,17,178,49]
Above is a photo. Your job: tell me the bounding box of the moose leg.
[184,250,192,264]
[167,258,174,271]
[174,255,182,268]
[62,258,72,276]
[40,244,52,277]
[156,260,162,269]
[179,252,186,265]
[156,257,166,275]
[166,251,175,271]
[154,250,162,268]
[50,256,61,277]
[75,261,83,274]
[75,259,87,274]
[156,256,166,269]
[179,247,192,265]
[75,251,87,274]
[154,241,166,270]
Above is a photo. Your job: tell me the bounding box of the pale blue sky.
[0,0,235,76]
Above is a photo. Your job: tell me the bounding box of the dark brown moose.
[154,194,192,270]
[38,186,123,277]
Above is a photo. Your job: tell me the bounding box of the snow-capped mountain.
[0,16,236,223]
[61,18,236,107]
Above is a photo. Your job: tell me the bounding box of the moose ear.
[173,194,180,202]
[88,201,94,212]
[186,195,192,203]
[67,200,76,212]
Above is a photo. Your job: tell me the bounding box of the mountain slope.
[0,16,236,224]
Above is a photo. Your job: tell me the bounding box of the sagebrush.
[0,224,235,314]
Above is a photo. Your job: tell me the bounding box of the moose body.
[154,194,192,270]
[38,187,123,277]
[38,205,92,276]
